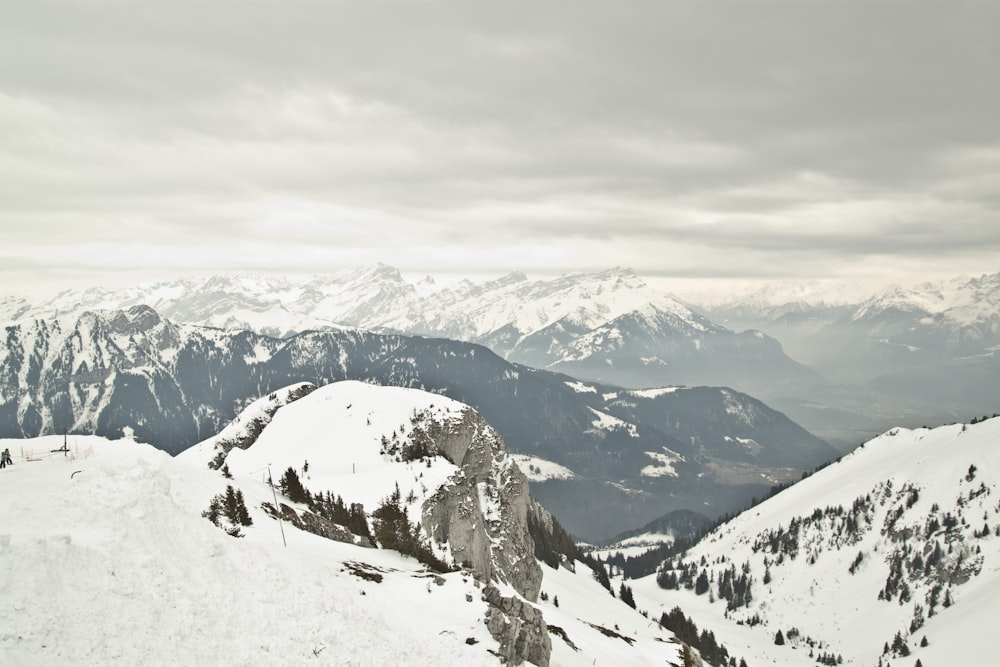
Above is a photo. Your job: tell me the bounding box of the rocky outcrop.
[262,501,373,549]
[482,585,551,667]
[419,408,543,602]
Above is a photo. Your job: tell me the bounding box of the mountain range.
[0,305,835,543]
[0,265,820,402]
[703,271,1000,445]
[6,265,997,448]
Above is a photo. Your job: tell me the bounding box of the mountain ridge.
[0,381,687,666]
[0,305,836,542]
[629,416,1000,666]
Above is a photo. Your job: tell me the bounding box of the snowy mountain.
[7,265,816,399]
[625,416,1000,667]
[695,271,1000,448]
[0,382,686,666]
[0,306,835,542]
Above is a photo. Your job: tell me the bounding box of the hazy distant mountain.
[0,306,835,542]
[629,415,1000,667]
[700,271,1000,380]
[6,265,819,400]
[697,271,1000,445]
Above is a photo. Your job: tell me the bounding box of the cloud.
[0,1,998,298]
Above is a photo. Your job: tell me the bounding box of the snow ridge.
[0,382,686,666]
[630,416,1000,667]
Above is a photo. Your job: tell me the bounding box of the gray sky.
[2,1,998,299]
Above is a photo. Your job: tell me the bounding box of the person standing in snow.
[0,448,9,468]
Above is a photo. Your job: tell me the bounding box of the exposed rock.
[419,408,542,601]
[482,585,551,667]
[262,501,373,548]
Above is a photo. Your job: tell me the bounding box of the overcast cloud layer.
[2,1,998,298]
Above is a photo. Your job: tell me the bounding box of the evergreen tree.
[695,569,710,595]
[619,583,636,609]
[202,485,252,537]
[279,467,311,504]
[774,630,785,645]
[372,484,450,572]
[235,488,253,526]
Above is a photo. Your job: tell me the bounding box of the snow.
[0,382,684,666]
[586,407,639,438]
[0,435,498,667]
[216,381,467,523]
[629,417,1000,667]
[563,380,597,394]
[627,387,683,399]
[589,534,675,562]
[640,450,683,478]
[509,454,577,482]
[538,560,680,665]
[4,266,713,353]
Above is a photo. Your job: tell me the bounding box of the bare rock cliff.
[418,407,543,602]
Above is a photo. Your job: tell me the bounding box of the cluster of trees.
[378,410,440,463]
[202,485,253,537]
[279,466,311,504]
[277,467,373,541]
[716,564,753,611]
[968,414,998,425]
[813,650,844,665]
[372,484,452,573]
[311,490,373,542]
[656,558,753,611]
[618,583,636,609]
[659,606,746,667]
[527,510,577,570]
[884,631,911,657]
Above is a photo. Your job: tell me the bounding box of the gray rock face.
[419,408,543,602]
[262,501,373,549]
[482,585,551,667]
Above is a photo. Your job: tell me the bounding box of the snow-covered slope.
[0,382,684,666]
[628,416,1000,666]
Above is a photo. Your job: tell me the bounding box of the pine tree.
[224,485,240,524]
[619,583,636,609]
[203,485,252,537]
[695,569,710,595]
[279,467,310,504]
[774,630,785,645]
[202,496,223,526]
[235,488,253,526]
